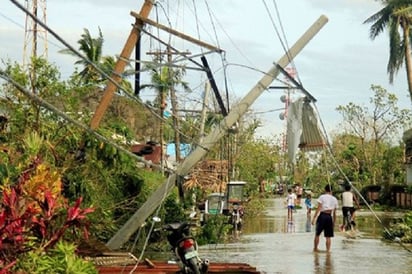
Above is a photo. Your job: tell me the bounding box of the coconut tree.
[364,0,412,103]
[60,28,134,95]
[141,58,190,166]
[60,28,104,84]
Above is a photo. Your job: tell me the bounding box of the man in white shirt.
[311,184,339,252]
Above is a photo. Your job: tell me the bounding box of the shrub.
[14,241,98,274]
[383,212,412,243]
[197,215,231,245]
[0,159,95,273]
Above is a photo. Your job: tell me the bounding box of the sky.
[1,0,411,141]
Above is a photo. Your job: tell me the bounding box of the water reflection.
[306,215,312,232]
[287,221,295,233]
[313,252,333,274]
[244,200,402,237]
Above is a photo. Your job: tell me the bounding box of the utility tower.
[23,0,48,66]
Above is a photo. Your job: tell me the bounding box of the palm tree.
[60,28,134,94]
[60,28,104,84]
[141,58,190,166]
[364,0,412,103]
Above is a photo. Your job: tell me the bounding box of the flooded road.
[199,198,412,274]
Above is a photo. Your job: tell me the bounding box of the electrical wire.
[270,0,302,84]
[126,176,174,273]
[202,1,230,113]
[9,0,214,157]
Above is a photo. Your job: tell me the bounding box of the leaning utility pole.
[106,15,329,250]
[89,0,154,130]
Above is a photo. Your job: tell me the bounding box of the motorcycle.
[157,221,209,274]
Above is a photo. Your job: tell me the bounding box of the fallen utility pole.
[106,15,329,250]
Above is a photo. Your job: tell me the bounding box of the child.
[286,188,297,222]
[305,193,313,216]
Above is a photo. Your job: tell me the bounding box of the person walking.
[340,183,360,232]
[311,184,338,252]
[286,188,297,222]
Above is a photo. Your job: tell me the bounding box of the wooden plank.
[96,261,260,274]
[130,11,223,53]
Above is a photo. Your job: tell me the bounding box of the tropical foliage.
[59,28,133,93]
[0,157,94,273]
[383,211,412,243]
[364,0,412,102]
[59,28,105,84]
[15,241,98,274]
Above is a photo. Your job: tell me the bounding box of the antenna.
[23,0,48,66]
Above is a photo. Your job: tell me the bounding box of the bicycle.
[343,209,355,232]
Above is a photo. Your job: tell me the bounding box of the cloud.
[1,0,410,139]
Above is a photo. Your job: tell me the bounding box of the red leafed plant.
[0,159,95,272]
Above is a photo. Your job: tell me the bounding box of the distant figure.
[295,183,303,206]
[231,202,244,239]
[305,193,313,216]
[286,188,297,222]
[305,192,313,232]
[278,183,284,196]
[340,184,360,232]
[312,184,338,252]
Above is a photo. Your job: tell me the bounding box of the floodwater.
[199,198,412,274]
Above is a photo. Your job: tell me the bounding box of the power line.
[0,10,24,27]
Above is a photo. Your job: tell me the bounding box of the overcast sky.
[1,0,411,140]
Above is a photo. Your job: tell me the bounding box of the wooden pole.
[89,0,153,129]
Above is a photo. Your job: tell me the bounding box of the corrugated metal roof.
[286,98,326,163]
[299,100,326,151]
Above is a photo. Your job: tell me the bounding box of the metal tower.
[23,0,48,66]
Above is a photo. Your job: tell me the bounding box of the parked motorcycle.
[157,221,209,274]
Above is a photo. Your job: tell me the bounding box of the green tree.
[336,85,410,185]
[234,137,283,195]
[141,59,190,164]
[330,133,363,182]
[60,28,133,92]
[364,0,412,102]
